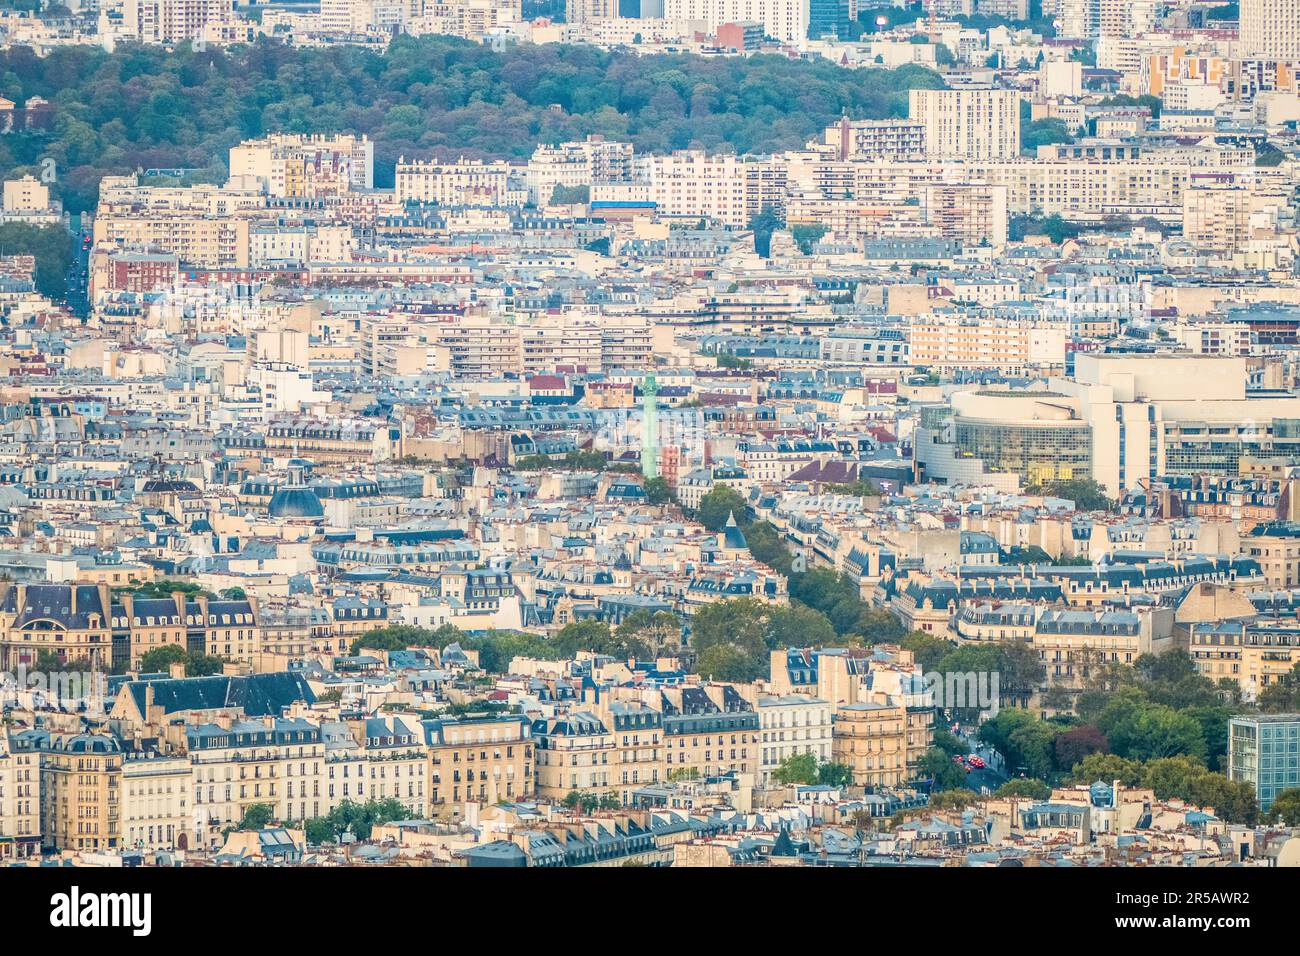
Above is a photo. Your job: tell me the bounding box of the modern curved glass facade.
[953,419,1093,487]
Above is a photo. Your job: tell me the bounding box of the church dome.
[268,486,324,519]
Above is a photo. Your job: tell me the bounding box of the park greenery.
[349,612,682,672]
[0,222,70,300]
[687,482,909,680]
[0,36,943,214]
[905,647,1278,823]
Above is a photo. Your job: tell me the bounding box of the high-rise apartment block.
[1239,0,1300,61]
[909,89,1022,160]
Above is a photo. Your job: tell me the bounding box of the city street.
[65,220,89,319]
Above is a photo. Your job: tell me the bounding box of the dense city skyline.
[0,5,1295,927]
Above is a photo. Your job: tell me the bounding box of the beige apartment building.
[908,317,1067,375]
[1243,528,1300,589]
[98,0,234,44]
[2,175,49,212]
[822,117,927,161]
[832,700,907,789]
[412,0,523,41]
[432,314,523,378]
[960,157,1202,223]
[753,694,833,786]
[0,732,39,859]
[121,751,190,851]
[521,313,604,375]
[788,155,1203,225]
[186,717,325,850]
[424,715,534,817]
[113,590,262,670]
[230,132,374,196]
[1239,0,1300,61]
[660,0,808,42]
[526,137,634,202]
[533,712,616,798]
[909,89,1022,160]
[93,211,250,270]
[1190,621,1300,699]
[355,717,427,817]
[1183,180,1257,254]
[395,158,522,207]
[659,685,760,779]
[39,732,125,852]
[642,151,750,227]
[925,182,1009,247]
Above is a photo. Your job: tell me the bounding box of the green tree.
[931,727,966,757]
[928,789,980,811]
[1270,788,1300,826]
[772,752,819,785]
[1020,117,1073,154]
[350,623,467,656]
[994,778,1052,799]
[790,222,827,254]
[1095,689,1207,763]
[238,803,275,831]
[1258,662,1300,713]
[715,352,752,369]
[818,762,853,788]
[695,643,759,682]
[0,222,71,300]
[614,609,680,654]
[550,183,590,204]
[1032,477,1112,511]
[1009,213,1082,245]
[643,476,674,504]
[824,479,882,496]
[767,603,837,650]
[33,651,90,673]
[689,598,769,675]
[900,631,954,672]
[304,817,336,845]
[457,629,558,673]
[744,520,794,575]
[748,204,784,257]
[919,746,969,792]
[697,483,748,532]
[186,653,226,677]
[1066,752,1144,787]
[996,640,1045,705]
[138,644,188,673]
[554,619,651,659]
[978,708,1059,777]
[122,579,213,599]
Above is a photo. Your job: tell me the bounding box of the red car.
[967,755,986,770]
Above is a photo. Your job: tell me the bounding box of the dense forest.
[0,34,944,213]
